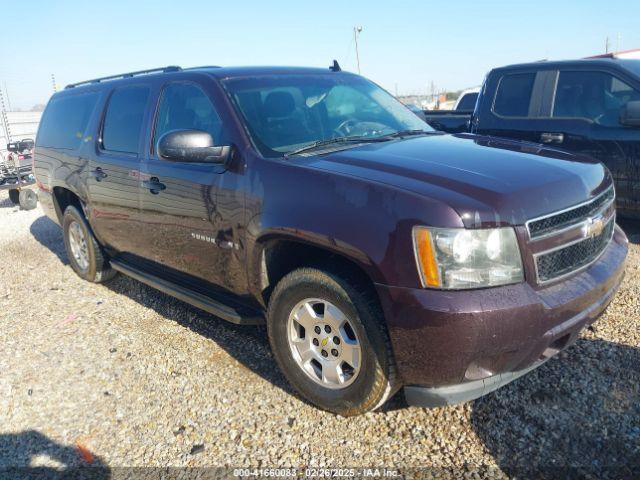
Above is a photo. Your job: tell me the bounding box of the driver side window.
[552,71,640,127]
[154,82,226,153]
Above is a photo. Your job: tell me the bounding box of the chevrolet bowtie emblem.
[321,338,329,347]
[584,215,605,238]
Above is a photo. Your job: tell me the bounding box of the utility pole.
[354,26,363,74]
[605,36,610,54]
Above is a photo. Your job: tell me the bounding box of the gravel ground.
[0,189,639,479]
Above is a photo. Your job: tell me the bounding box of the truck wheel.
[267,268,398,416]
[8,189,20,204]
[62,205,116,283]
[18,189,38,210]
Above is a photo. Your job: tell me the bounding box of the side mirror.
[157,129,231,163]
[620,101,640,127]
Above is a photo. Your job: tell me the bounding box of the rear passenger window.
[36,92,99,150]
[553,71,640,126]
[102,86,150,154]
[493,73,536,117]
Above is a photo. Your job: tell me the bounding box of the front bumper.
[375,225,628,407]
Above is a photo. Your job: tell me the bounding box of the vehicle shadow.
[0,430,110,479]
[470,339,640,478]
[618,218,640,244]
[30,216,69,265]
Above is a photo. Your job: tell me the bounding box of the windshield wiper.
[383,129,439,138]
[284,136,389,158]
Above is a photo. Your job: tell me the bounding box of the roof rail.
[65,66,182,89]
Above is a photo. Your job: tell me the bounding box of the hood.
[301,133,611,228]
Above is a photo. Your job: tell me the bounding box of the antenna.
[329,60,341,72]
[353,26,363,74]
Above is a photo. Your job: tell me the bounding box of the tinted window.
[102,86,150,153]
[456,92,478,111]
[224,74,431,157]
[493,73,536,117]
[154,83,226,150]
[36,92,99,149]
[553,71,640,126]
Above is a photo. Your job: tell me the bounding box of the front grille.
[535,219,614,283]
[527,187,615,239]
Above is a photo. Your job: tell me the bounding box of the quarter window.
[493,73,536,117]
[553,71,640,126]
[102,85,150,154]
[154,82,225,152]
[36,92,99,150]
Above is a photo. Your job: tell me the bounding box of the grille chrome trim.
[533,216,615,285]
[526,186,615,240]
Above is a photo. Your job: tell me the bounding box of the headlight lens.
[413,226,524,289]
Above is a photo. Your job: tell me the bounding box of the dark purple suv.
[34,65,628,415]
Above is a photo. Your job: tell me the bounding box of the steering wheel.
[334,118,359,137]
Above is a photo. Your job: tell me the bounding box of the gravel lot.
[1,189,639,478]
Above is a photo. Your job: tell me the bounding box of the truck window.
[36,92,100,150]
[154,82,226,151]
[553,71,640,127]
[493,73,536,117]
[456,92,478,111]
[102,85,150,154]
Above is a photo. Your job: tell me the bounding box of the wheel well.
[52,187,82,222]
[260,239,379,308]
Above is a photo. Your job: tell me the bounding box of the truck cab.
[471,58,640,218]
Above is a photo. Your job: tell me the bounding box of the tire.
[8,188,20,204]
[267,267,398,416]
[62,205,116,283]
[18,189,38,210]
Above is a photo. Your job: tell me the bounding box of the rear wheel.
[62,205,116,283]
[8,188,19,204]
[18,189,37,210]
[267,268,398,416]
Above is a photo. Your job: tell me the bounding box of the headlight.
[412,226,524,289]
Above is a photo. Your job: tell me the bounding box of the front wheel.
[62,205,116,283]
[267,268,398,416]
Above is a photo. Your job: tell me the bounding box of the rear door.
[474,69,558,144]
[544,69,640,216]
[86,84,152,254]
[137,79,244,291]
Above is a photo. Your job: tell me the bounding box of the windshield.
[223,73,433,157]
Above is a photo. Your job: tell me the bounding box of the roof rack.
[65,66,182,89]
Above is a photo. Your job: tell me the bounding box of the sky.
[0,0,638,110]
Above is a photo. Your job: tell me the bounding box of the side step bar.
[110,260,264,325]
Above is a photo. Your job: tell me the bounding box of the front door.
[138,80,244,291]
[87,84,151,255]
[546,69,640,217]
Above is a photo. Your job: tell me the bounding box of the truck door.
[473,70,558,144]
[544,69,640,217]
[87,84,152,255]
[138,79,245,292]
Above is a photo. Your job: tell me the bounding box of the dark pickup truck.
[35,64,628,415]
[425,58,640,218]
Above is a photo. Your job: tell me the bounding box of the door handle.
[143,177,166,194]
[90,167,108,181]
[540,132,564,144]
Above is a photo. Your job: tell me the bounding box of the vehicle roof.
[491,58,640,76]
[58,65,352,94]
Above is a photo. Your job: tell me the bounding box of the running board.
[110,260,264,325]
